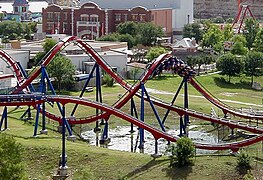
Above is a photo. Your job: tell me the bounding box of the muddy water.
[81,125,217,155]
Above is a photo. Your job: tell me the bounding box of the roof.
[172,38,198,48]
[126,62,147,69]
[0,1,48,13]
[13,0,29,6]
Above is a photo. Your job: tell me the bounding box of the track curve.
[0,94,263,151]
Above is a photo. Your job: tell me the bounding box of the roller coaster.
[0,36,262,174]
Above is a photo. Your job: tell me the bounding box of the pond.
[81,125,218,155]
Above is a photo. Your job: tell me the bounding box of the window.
[54,12,60,20]
[115,14,121,21]
[90,14,98,22]
[80,14,89,21]
[47,22,54,30]
[63,22,67,32]
[139,14,145,22]
[47,12,53,19]
[123,14,128,21]
[14,7,18,13]
[64,12,67,20]
[22,7,26,12]
[131,14,137,21]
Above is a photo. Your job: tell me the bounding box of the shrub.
[0,134,26,179]
[237,151,251,169]
[103,74,114,87]
[167,137,195,167]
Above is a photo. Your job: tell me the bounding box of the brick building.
[42,2,172,40]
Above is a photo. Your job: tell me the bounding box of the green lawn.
[1,73,263,179]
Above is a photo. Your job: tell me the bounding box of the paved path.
[147,88,263,108]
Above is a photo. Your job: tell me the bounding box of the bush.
[103,74,114,87]
[237,151,251,169]
[0,134,26,179]
[167,137,195,167]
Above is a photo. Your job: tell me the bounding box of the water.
[81,125,218,155]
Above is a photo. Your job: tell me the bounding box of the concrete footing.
[53,166,69,180]
[67,135,76,142]
[40,129,48,135]
[99,138,111,145]
[151,154,162,159]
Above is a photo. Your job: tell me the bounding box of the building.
[42,1,176,40]
[79,0,193,35]
[0,0,48,22]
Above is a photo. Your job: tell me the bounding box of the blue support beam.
[162,79,185,124]
[70,64,96,116]
[95,64,102,132]
[42,67,73,136]
[0,106,7,130]
[16,61,35,92]
[184,77,189,127]
[142,85,166,132]
[61,105,67,168]
[139,82,145,150]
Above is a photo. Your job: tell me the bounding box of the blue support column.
[184,77,189,127]
[61,105,67,168]
[130,98,138,133]
[94,64,101,132]
[155,139,158,155]
[179,116,186,137]
[33,104,41,137]
[41,67,46,133]
[139,82,145,150]
[0,106,7,130]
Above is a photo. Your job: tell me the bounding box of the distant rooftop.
[0,1,48,13]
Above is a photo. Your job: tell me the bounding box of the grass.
[1,73,263,179]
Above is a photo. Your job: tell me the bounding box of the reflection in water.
[81,126,217,155]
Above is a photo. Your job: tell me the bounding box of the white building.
[0,50,30,88]
[80,0,194,32]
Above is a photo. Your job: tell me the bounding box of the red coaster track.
[0,36,262,151]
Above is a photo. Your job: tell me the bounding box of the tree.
[47,55,76,92]
[167,137,195,167]
[116,21,138,36]
[216,53,244,82]
[43,38,57,53]
[0,21,36,40]
[244,51,263,85]
[253,28,263,52]
[230,35,248,55]
[202,24,224,52]
[97,33,119,42]
[231,41,248,55]
[223,24,234,41]
[0,134,26,179]
[243,18,260,50]
[33,38,57,66]
[137,22,164,46]
[145,47,167,62]
[183,23,203,43]
[118,33,136,49]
